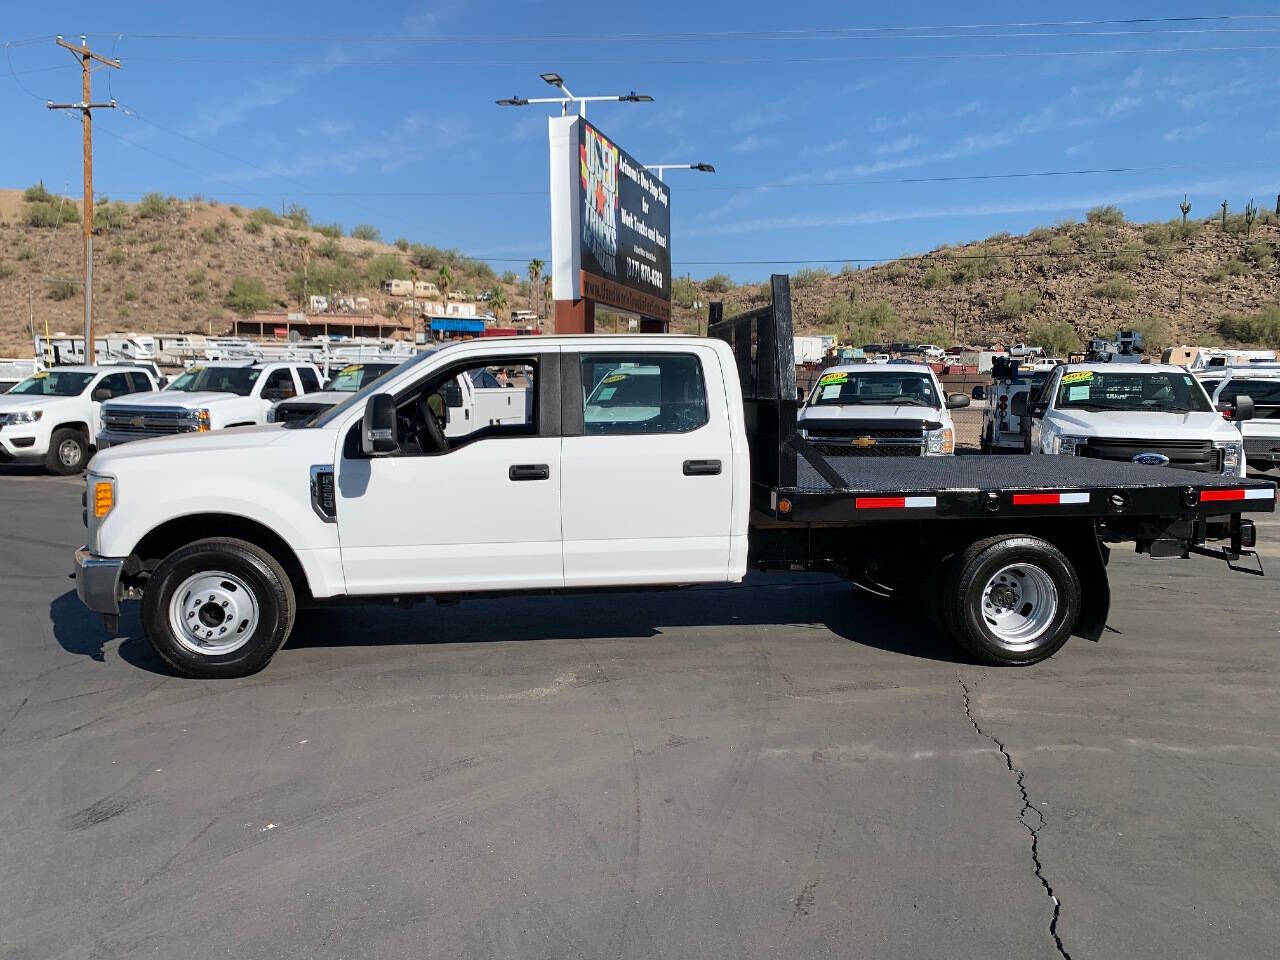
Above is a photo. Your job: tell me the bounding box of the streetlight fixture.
[643,162,716,182]
[495,72,654,117]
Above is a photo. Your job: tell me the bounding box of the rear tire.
[46,427,88,475]
[142,537,296,678]
[941,535,1080,666]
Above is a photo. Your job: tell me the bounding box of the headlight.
[1216,441,1243,474]
[182,407,212,432]
[6,409,42,425]
[1053,435,1086,455]
[926,426,955,455]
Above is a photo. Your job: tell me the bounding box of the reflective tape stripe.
[1011,492,1091,506]
[1201,487,1275,502]
[854,495,938,509]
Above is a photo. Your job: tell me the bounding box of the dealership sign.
[549,116,672,320]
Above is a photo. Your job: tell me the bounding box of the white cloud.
[801,138,848,159]
[1104,96,1142,117]
[730,135,763,153]
[1164,123,1210,142]
[730,104,787,134]
[875,135,926,156]
[188,83,295,136]
[1123,68,1145,90]
[870,112,920,133]
[1064,139,1095,156]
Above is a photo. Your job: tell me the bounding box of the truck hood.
[800,404,944,422]
[91,423,290,469]
[104,390,242,409]
[1049,409,1237,439]
[0,394,60,413]
[277,390,345,407]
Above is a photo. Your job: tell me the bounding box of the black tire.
[46,427,88,475]
[940,535,1080,666]
[142,537,296,678]
[980,424,992,455]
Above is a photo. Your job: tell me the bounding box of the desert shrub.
[920,264,951,289]
[1086,204,1125,226]
[884,260,909,280]
[1248,242,1274,270]
[949,245,1002,283]
[16,244,33,261]
[1092,275,1137,300]
[137,192,169,219]
[1054,216,1078,229]
[672,276,697,308]
[96,202,132,231]
[283,204,311,228]
[1080,225,1107,254]
[223,276,275,314]
[986,231,1012,243]
[1208,259,1250,281]
[123,285,138,302]
[363,254,405,288]
[247,207,281,229]
[198,226,220,244]
[244,219,263,235]
[1219,305,1280,347]
[351,223,381,242]
[316,238,342,260]
[1127,317,1171,353]
[228,205,242,217]
[106,248,126,266]
[1027,320,1080,356]
[148,241,168,254]
[839,262,859,277]
[0,262,14,280]
[47,278,77,300]
[703,273,733,293]
[24,201,79,227]
[818,298,899,342]
[1029,225,1055,241]
[501,270,519,284]
[1109,248,1142,271]
[313,222,343,239]
[997,288,1039,319]
[790,267,831,289]
[394,237,410,251]
[1047,235,1072,256]
[23,182,54,203]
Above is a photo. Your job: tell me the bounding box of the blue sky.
[3,1,1280,280]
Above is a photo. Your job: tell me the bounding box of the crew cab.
[0,365,158,474]
[1199,365,1280,471]
[97,361,322,447]
[798,363,968,457]
[1026,363,1248,476]
[74,277,1274,679]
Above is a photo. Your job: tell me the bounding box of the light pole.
[643,162,715,182]
[496,72,653,117]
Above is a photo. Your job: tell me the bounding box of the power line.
[118,45,1280,68]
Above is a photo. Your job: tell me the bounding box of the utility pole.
[47,35,118,365]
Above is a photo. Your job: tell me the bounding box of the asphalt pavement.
[2,471,1278,960]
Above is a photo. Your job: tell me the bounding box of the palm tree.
[437,264,454,302]
[489,285,509,322]
[527,259,544,317]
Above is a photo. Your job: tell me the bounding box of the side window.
[580,353,708,435]
[297,367,321,393]
[391,358,537,457]
[96,373,131,399]
[262,368,297,399]
[127,371,154,393]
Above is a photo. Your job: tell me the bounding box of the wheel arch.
[52,419,90,436]
[129,513,313,600]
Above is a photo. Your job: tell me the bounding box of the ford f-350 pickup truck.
[74,277,1274,678]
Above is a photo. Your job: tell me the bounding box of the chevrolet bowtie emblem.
[851,436,877,448]
[131,416,145,428]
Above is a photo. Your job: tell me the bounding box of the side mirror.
[971,385,985,401]
[91,387,112,402]
[1030,400,1048,418]
[361,394,399,455]
[1009,393,1028,418]
[946,393,970,410]
[1232,394,1255,423]
[441,380,463,408]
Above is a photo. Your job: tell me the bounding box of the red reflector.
[1200,489,1246,502]
[1011,493,1061,505]
[856,496,906,509]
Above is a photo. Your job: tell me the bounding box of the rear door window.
[297,367,321,393]
[580,353,708,435]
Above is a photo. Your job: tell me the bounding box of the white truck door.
[335,349,562,594]
[561,346,734,587]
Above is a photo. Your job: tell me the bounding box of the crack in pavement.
[956,672,1072,960]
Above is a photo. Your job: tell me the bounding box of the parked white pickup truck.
[0,365,159,473]
[98,361,323,448]
[72,277,1275,679]
[269,361,403,425]
[1025,363,1249,476]
[798,363,969,457]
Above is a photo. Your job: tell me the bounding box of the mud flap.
[1071,539,1111,642]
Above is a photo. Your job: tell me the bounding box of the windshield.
[1055,370,1212,414]
[326,362,400,393]
[311,349,439,428]
[10,371,94,396]
[167,366,261,397]
[809,370,939,407]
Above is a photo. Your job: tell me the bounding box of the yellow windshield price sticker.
[818,372,847,386]
[338,365,360,376]
[602,373,627,384]
[30,371,49,379]
[1061,371,1093,385]
[187,365,205,375]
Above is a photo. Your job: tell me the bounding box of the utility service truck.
[74,277,1274,678]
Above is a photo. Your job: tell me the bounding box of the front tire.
[142,538,296,678]
[941,535,1080,666]
[46,427,88,475]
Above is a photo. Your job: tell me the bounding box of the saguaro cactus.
[1221,200,1229,230]
[1179,195,1192,224]
[1244,199,1257,238]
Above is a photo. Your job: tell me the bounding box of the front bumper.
[74,547,124,617]
[0,434,43,461]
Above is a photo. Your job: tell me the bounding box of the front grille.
[806,427,924,458]
[1079,437,1220,473]
[101,408,199,437]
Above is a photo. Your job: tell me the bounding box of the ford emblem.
[1132,452,1170,466]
